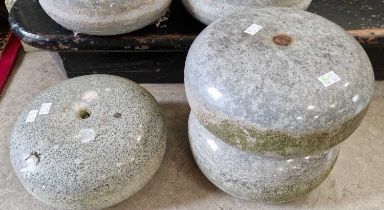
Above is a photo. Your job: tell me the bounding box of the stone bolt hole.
[77,108,91,119]
[114,112,122,119]
[273,34,293,46]
[25,152,40,166]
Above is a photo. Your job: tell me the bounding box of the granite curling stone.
[181,0,312,25]
[39,0,172,35]
[9,75,167,209]
[184,7,375,158]
[189,113,339,202]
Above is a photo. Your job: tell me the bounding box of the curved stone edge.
[188,113,340,202]
[9,75,168,209]
[183,7,374,158]
[192,104,368,158]
[193,148,338,203]
[38,0,172,35]
[27,134,167,210]
[181,0,312,25]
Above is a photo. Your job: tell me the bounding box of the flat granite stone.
[9,75,167,209]
[181,0,312,25]
[38,0,172,35]
[184,7,375,158]
[188,113,339,203]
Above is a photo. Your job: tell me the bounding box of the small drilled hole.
[77,109,91,119]
[273,35,293,46]
[114,113,122,119]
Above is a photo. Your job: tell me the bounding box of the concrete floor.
[0,51,383,210]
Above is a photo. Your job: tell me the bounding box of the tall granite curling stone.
[10,75,166,209]
[39,0,172,35]
[181,0,312,25]
[189,114,339,202]
[185,7,375,158]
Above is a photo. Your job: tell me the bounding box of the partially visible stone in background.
[182,0,312,25]
[6,0,40,52]
[38,0,172,35]
[5,0,16,12]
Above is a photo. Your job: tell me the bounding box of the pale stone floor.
[0,51,383,210]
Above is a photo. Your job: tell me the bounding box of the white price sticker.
[26,110,39,123]
[244,24,263,35]
[39,103,52,115]
[318,71,341,87]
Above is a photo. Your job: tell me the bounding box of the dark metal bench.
[9,0,384,82]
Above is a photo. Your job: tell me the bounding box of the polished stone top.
[185,7,375,157]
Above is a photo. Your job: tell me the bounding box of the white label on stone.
[244,24,263,35]
[76,128,96,144]
[39,103,52,115]
[26,110,39,123]
[318,71,341,87]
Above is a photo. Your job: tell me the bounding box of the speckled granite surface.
[184,8,375,158]
[0,51,383,209]
[189,113,339,202]
[182,0,312,24]
[9,75,166,209]
[39,0,171,35]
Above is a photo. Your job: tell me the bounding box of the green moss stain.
[198,106,368,158]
